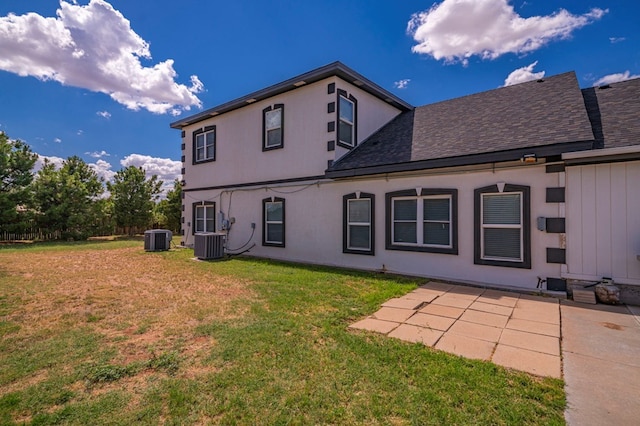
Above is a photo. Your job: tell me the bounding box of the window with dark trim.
[263,197,285,247]
[385,189,457,254]
[192,201,216,234]
[474,184,531,269]
[263,104,284,150]
[337,89,357,149]
[343,192,375,255]
[192,125,216,164]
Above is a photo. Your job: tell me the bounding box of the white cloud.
[407,0,606,64]
[77,129,84,136]
[593,71,640,86]
[503,61,545,86]
[85,150,110,158]
[96,110,111,119]
[89,158,116,182]
[120,153,181,194]
[394,79,411,89]
[34,154,65,171]
[54,137,62,143]
[0,0,203,114]
[609,37,625,44]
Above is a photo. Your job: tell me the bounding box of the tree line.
[0,131,181,240]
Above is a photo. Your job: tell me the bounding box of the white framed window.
[474,184,530,269]
[386,189,457,255]
[193,202,215,234]
[343,193,374,254]
[480,193,523,262]
[337,90,357,149]
[263,198,285,247]
[392,196,452,248]
[263,105,283,150]
[193,126,215,163]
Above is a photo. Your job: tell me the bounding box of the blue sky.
[0,0,638,190]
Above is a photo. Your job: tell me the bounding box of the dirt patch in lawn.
[2,246,252,362]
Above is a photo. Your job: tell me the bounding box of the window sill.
[386,244,457,255]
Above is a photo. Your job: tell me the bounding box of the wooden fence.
[0,230,61,242]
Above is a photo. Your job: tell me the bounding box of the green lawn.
[0,241,565,425]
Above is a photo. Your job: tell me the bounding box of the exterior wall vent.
[194,232,226,260]
[144,229,172,251]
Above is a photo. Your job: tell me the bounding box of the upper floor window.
[474,184,531,269]
[193,125,216,164]
[263,197,285,247]
[193,201,216,234]
[385,189,458,255]
[337,90,357,149]
[263,104,284,150]
[343,192,375,255]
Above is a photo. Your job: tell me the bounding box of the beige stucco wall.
[182,163,564,290]
[180,77,401,190]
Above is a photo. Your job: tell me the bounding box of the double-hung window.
[337,89,357,149]
[386,189,457,254]
[193,126,216,163]
[474,184,530,268]
[263,104,284,150]
[192,201,215,234]
[263,197,285,247]
[343,192,374,255]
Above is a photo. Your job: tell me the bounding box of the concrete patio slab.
[476,289,519,307]
[498,328,560,356]
[371,307,416,323]
[505,318,560,338]
[419,303,465,319]
[492,344,561,378]
[447,286,485,297]
[349,318,399,334]
[459,309,509,328]
[447,320,503,342]
[403,289,440,303]
[431,294,476,309]
[468,300,513,317]
[382,297,425,310]
[563,351,640,425]
[435,333,495,361]
[405,312,456,331]
[511,305,560,325]
[388,324,443,346]
[421,281,454,292]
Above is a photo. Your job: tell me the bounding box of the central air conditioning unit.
[144,229,172,251]
[194,232,225,260]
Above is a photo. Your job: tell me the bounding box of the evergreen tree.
[0,132,38,233]
[155,179,182,232]
[108,166,161,235]
[32,156,104,240]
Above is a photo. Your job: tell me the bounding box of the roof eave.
[170,61,413,129]
[325,140,594,179]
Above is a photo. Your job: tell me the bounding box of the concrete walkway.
[350,281,562,378]
[350,281,640,425]
[561,301,640,425]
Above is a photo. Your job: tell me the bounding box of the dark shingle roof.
[328,72,595,177]
[583,77,640,150]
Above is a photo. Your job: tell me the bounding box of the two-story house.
[171,62,640,302]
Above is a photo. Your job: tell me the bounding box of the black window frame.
[192,201,216,234]
[336,89,357,149]
[262,104,284,151]
[385,189,458,255]
[474,183,531,269]
[343,192,375,255]
[262,197,285,247]
[192,125,216,164]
